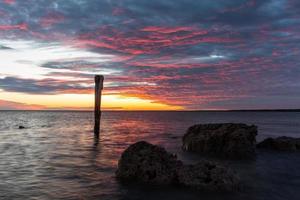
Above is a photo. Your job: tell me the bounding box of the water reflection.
[0,111,299,200]
[94,135,99,147]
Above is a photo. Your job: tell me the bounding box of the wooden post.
[94,75,104,137]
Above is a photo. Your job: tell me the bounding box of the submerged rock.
[177,161,239,191]
[116,141,239,191]
[257,136,300,151]
[182,123,257,159]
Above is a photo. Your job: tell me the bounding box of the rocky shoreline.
[116,141,240,191]
[116,123,299,191]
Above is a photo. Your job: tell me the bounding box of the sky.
[0,0,299,110]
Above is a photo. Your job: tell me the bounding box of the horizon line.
[0,108,300,112]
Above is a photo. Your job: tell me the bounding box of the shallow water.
[0,111,299,200]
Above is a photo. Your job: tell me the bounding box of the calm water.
[0,111,299,200]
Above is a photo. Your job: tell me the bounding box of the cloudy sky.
[0,0,299,110]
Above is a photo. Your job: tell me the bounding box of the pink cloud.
[0,99,46,110]
[0,23,28,31]
[39,12,65,28]
[3,0,15,5]
[141,26,199,34]
[77,25,238,56]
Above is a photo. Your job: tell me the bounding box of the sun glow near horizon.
[0,91,183,110]
[0,39,184,110]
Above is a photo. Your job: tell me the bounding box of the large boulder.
[116,141,240,191]
[257,136,300,151]
[182,123,257,159]
[116,141,182,185]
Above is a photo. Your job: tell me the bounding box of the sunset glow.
[0,0,299,110]
[0,92,182,110]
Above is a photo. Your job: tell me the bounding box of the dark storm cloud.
[0,77,91,94]
[0,0,300,109]
[41,60,118,72]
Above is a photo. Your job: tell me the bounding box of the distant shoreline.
[0,109,300,112]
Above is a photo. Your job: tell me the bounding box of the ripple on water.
[0,111,300,200]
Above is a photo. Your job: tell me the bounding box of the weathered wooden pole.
[94,75,104,137]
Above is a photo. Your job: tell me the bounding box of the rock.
[116,141,240,191]
[116,141,182,185]
[182,123,257,159]
[18,126,25,129]
[257,136,300,151]
[177,161,240,191]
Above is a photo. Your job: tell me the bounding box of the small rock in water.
[257,136,300,151]
[18,125,25,129]
[182,123,257,159]
[116,141,239,191]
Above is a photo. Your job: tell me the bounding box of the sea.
[0,111,299,200]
